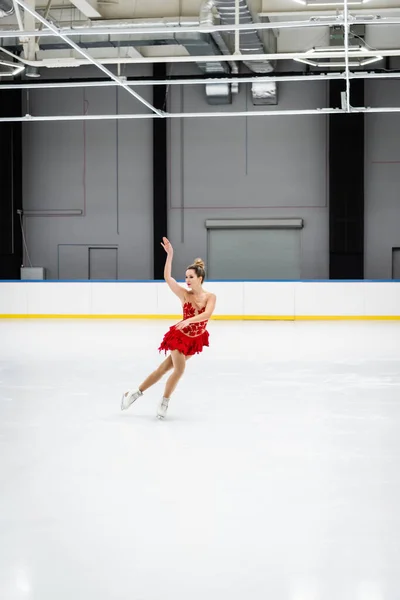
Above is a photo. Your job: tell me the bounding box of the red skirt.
[158,326,209,356]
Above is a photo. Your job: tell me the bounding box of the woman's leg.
[163,350,188,399]
[138,355,174,393]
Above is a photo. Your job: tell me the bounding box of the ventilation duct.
[174,31,229,76]
[212,0,277,104]
[205,81,232,104]
[200,0,238,103]
[213,0,275,74]
[0,0,14,17]
[3,31,229,67]
[3,14,235,104]
[251,81,277,106]
[3,17,230,76]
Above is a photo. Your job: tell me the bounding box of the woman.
[121,237,217,419]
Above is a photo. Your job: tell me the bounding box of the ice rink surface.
[1,318,400,600]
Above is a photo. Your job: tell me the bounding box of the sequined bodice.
[181,302,208,337]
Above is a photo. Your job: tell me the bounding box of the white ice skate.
[157,397,170,420]
[121,388,142,411]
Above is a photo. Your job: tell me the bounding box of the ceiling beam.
[1,70,400,92]
[68,0,101,18]
[4,105,400,123]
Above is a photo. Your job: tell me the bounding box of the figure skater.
[121,237,216,419]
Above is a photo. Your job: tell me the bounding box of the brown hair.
[187,258,206,283]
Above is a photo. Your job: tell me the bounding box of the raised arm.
[161,237,186,302]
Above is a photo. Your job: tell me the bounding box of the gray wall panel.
[365,80,400,279]
[168,81,328,281]
[22,73,329,280]
[22,69,153,280]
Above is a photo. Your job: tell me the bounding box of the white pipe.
[0,74,344,89]
[3,70,400,92]
[13,0,163,116]
[5,48,400,68]
[3,104,400,122]
[354,107,400,113]
[260,9,400,17]
[0,108,342,122]
[0,20,334,38]
[9,105,400,123]
[3,16,400,39]
[23,0,36,61]
[235,0,240,55]
[12,0,24,32]
[344,0,351,111]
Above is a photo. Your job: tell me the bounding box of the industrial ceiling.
[1,0,400,120]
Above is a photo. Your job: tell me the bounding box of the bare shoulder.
[204,291,216,302]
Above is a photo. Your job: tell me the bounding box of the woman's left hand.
[175,320,189,331]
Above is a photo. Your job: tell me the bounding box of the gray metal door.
[208,229,301,280]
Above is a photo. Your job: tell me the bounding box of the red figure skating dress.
[158,301,209,356]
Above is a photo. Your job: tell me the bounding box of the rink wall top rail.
[1,279,400,320]
[2,279,400,283]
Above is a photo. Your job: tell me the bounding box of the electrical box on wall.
[21,267,46,280]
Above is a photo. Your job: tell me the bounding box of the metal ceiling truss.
[9,0,163,115]
[1,0,400,119]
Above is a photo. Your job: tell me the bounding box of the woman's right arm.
[161,237,186,301]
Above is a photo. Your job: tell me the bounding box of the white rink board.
[0,281,400,319]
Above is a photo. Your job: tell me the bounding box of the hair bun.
[194,258,205,270]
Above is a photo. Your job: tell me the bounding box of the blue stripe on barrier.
[2,279,400,284]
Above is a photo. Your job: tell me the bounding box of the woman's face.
[185,269,202,289]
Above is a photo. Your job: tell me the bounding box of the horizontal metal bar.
[2,49,398,68]
[95,49,400,62]
[2,105,400,122]
[0,73,345,90]
[1,16,400,39]
[260,9,400,17]
[205,219,304,229]
[23,209,84,215]
[353,107,400,113]
[0,19,344,39]
[2,70,400,91]
[0,109,341,122]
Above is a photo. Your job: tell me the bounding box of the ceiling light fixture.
[295,56,383,67]
[293,1,371,6]
[294,46,382,67]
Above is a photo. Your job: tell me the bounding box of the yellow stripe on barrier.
[1,314,400,320]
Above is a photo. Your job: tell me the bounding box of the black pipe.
[0,89,22,279]
[152,63,168,280]
[329,79,364,279]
